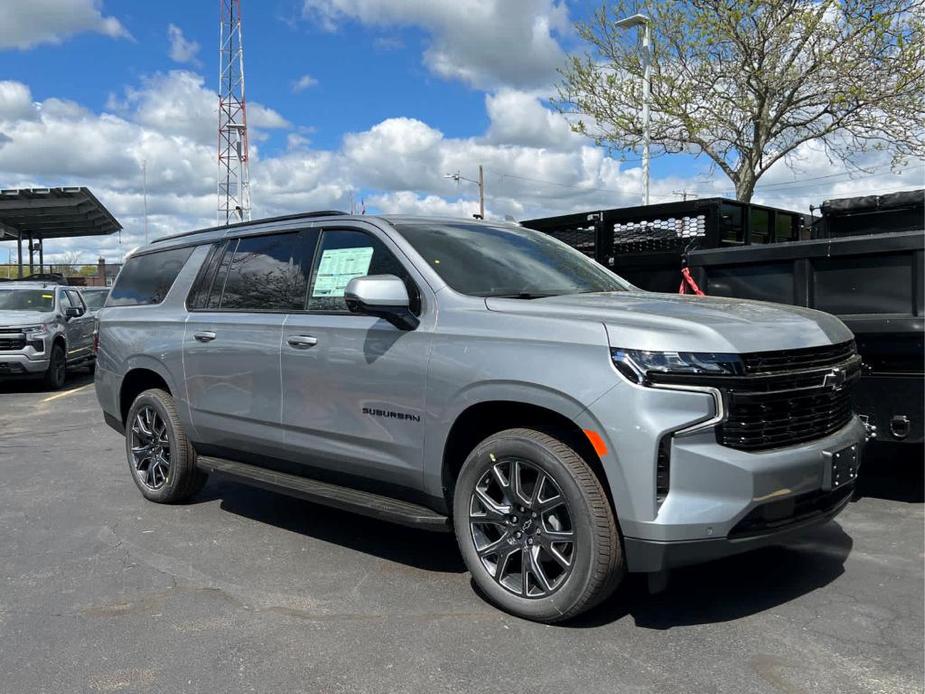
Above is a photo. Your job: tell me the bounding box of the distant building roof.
[0,187,121,241]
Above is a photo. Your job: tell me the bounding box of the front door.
[60,288,93,363]
[280,227,434,490]
[182,230,315,457]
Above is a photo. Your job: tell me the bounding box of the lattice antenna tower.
[218,0,251,224]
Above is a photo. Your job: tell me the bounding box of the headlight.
[611,348,744,384]
[23,324,50,338]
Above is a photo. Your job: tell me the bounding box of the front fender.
[422,380,603,499]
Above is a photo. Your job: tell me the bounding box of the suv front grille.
[718,386,854,450]
[0,335,26,350]
[718,341,860,451]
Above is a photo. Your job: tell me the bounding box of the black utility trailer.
[522,191,924,446]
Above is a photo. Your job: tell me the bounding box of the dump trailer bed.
[687,230,924,443]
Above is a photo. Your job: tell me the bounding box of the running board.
[196,456,451,532]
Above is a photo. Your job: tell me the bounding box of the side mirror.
[344,275,419,331]
[65,306,82,319]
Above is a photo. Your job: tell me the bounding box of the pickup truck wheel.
[453,428,623,623]
[42,343,66,390]
[125,388,207,503]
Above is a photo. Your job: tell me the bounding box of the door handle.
[193,331,217,342]
[287,335,318,349]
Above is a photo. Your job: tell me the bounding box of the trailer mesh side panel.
[612,215,706,255]
[544,225,596,259]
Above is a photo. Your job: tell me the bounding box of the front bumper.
[623,482,853,572]
[0,352,50,375]
[581,381,866,573]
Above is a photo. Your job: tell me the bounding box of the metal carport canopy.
[0,187,121,277]
[0,187,121,241]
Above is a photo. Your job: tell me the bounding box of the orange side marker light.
[583,429,608,458]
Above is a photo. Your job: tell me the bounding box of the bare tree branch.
[556,0,925,201]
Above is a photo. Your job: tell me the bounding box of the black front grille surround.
[719,342,860,451]
[0,335,26,351]
[650,341,860,452]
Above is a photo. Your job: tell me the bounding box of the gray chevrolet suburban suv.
[0,281,95,388]
[95,212,865,622]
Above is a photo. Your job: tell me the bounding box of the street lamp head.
[615,13,649,28]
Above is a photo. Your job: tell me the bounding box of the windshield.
[0,288,55,312]
[395,223,631,297]
[81,290,109,309]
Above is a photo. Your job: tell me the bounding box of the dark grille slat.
[726,407,851,432]
[0,336,26,350]
[741,341,856,374]
[717,340,857,451]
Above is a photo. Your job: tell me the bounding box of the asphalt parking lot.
[1,373,922,694]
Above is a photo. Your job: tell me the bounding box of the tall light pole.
[616,13,651,206]
[444,165,485,219]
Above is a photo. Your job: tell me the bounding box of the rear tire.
[43,343,66,390]
[125,388,208,503]
[453,427,623,623]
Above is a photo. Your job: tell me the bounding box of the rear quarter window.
[107,246,195,307]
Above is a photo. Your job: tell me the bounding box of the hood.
[0,310,55,328]
[484,291,853,354]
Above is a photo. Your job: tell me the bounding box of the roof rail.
[150,210,350,245]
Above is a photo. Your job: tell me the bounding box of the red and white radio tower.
[218,0,251,224]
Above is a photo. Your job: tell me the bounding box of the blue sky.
[0,0,920,262]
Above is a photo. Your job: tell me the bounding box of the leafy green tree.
[558,0,925,201]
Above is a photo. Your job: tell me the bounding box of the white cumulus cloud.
[0,0,130,50]
[301,0,571,89]
[292,74,319,93]
[167,24,200,65]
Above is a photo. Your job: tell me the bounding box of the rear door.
[183,230,316,457]
[279,226,433,490]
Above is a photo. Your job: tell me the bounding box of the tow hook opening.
[890,415,911,440]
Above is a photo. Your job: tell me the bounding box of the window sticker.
[42,294,53,299]
[312,247,374,298]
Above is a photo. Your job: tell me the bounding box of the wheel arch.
[440,399,615,517]
[119,363,174,425]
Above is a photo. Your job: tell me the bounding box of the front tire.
[453,428,623,623]
[125,388,207,503]
[43,343,66,390]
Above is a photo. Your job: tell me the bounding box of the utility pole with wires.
[672,190,697,201]
[444,165,485,219]
[218,0,251,225]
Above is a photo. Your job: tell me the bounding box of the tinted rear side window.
[217,231,317,311]
[107,247,194,307]
[186,241,227,310]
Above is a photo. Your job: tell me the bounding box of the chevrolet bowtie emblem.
[822,367,847,389]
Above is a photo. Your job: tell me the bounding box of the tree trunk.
[735,169,757,202]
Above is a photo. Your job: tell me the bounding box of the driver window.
[307,230,419,314]
[67,290,85,311]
